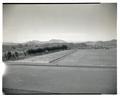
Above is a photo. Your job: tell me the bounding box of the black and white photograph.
[2,3,117,95]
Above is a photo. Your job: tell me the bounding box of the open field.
[54,48,117,67]
[3,65,116,94]
[3,48,117,94]
[7,49,75,63]
[7,48,117,67]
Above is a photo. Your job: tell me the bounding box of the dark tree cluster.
[3,45,68,61]
[27,45,68,55]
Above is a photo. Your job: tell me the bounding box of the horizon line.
[3,39,117,44]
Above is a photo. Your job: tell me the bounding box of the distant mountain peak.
[25,40,45,45]
[48,39,66,43]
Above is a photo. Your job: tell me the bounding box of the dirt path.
[49,49,77,63]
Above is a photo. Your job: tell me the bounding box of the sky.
[3,3,117,43]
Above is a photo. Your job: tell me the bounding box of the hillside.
[3,39,117,52]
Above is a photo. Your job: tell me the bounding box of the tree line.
[3,45,68,61]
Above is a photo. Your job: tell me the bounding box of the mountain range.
[3,39,117,48]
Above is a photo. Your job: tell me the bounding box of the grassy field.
[3,48,117,94]
[3,65,116,94]
[7,48,116,67]
[7,49,75,63]
[54,48,117,66]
